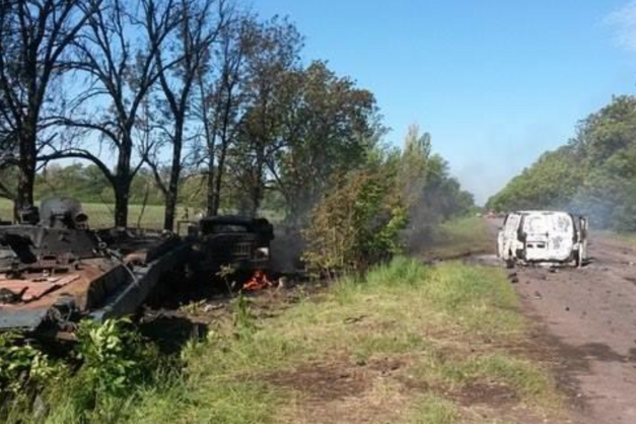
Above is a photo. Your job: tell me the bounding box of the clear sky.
[253,0,636,204]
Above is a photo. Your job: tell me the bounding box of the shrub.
[0,333,66,399]
[303,166,407,275]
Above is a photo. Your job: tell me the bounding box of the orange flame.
[242,270,274,292]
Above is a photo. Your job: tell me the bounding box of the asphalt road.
[507,232,636,424]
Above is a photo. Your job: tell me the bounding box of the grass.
[5,256,563,424]
[0,197,176,229]
[0,198,283,229]
[609,232,636,247]
[425,216,494,259]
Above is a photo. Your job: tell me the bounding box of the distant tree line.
[487,95,636,231]
[0,0,473,234]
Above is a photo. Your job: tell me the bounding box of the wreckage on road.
[0,198,189,336]
[497,210,588,268]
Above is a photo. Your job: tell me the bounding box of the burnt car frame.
[187,216,274,276]
[497,210,588,268]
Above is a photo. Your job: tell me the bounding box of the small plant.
[75,318,159,399]
[0,332,65,398]
[217,264,237,294]
[303,165,407,276]
[232,294,257,338]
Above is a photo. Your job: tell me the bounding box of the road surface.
[506,232,636,424]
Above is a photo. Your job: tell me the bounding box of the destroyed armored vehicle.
[497,211,588,268]
[0,198,189,336]
[188,216,274,276]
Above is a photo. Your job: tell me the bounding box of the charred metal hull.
[0,198,192,336]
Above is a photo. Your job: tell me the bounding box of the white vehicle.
[497,211,588,268]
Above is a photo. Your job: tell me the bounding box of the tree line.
[487,95,636,231]
[0,0,473,235]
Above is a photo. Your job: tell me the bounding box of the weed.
[408,395,459,424]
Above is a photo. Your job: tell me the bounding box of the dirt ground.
[485,221,636,424]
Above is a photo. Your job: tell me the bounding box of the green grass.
[0,198,283,229]
[4,257,561,424]
[0,197,176,229]
[407,395,460,424]
[426,216,494,259]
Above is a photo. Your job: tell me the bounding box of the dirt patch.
[264,359,412,424]
[456,382,519,406]
[264,362,369,402]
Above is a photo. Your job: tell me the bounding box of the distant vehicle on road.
[497,211,588,268]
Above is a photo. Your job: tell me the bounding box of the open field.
[0,198,283,229]
[0,198,178,229]
[4,255,568,424]
[422,216,494,260]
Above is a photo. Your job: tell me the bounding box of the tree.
[0,0,101,217]
[487,95,636,230]
[269,61,379,222]
[198,13,252,216]
[144,0,228,230]
[232,16,303,217]
[46,0,178,227]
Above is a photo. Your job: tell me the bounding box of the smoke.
[269,224,305,274]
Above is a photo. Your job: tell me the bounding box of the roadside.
[123,257,567,424]
[419,216,494,261]
[3,217,579,424]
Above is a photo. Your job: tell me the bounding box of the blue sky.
[254,0,636,204]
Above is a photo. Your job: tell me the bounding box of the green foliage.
[399,125,475,249]
[488,95,636,231]
[75,319,159,399]
[0,333,65,398]
[302,160,407,274]
[232,294,257,338]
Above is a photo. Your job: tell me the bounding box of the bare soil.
[492,224,636,424]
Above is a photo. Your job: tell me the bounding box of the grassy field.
[0,198,283,229]
[0,197,177,229]
[6,256,564,424]
[424,216,495,259]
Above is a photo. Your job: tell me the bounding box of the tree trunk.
[164,191,177,232]
[163,125,183,231]
[250,156,264,218]
[15,129,36,221]
[114,177,130,228]
[206,163,215,217]
[212,144,228,216]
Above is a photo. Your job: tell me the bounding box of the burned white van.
[497,211,588,268]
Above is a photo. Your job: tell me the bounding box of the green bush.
[302,166,407,275]
[0,333,66,399]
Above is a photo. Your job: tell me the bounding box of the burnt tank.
[0,198,189,336]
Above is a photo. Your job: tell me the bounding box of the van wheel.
[574,251,582,268]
